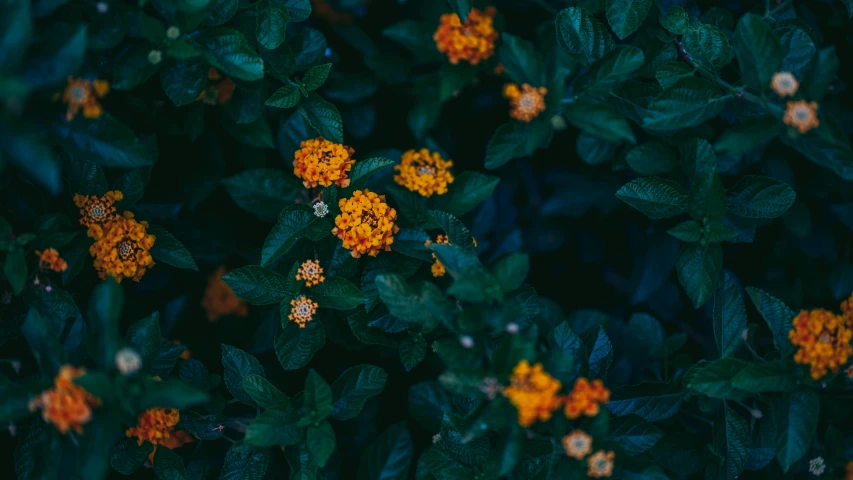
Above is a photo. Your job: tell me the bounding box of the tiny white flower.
[166,26,181,40]
[749,408,763,419]
[550,114,567,131]
[432,433,441,444]
[809,456,825,476]
[460,335,474,349]
[505,322,519,334]
[148,50,163,65]
[96,2,109,14]
[45,285,52,292]
[313,201,329,218]
[115,347,142,375]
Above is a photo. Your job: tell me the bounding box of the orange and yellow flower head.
[293,137,356,189]
[425,235,451,277]
[502,360,562,427]
[36,248,68,273]
[126,407,194,462]
[73,190,124,239]
[789,307,853,380]
[393,148,455,198]
[89,211,156,283]
[587,450,615,478]
[433,7,498,65]
[28,365,101,434]
[296,259,325,287]
[201,266,249,322]
[784,100,819,134]
[332,189,400,258]
[564,377,610,420]
[62,77,109,121]
[503,83,548,123]
[562,430,593,459]
[289,295,318,328]
[198,68,236,105]
[771,72,799,97]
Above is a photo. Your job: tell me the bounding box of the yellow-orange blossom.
[332,189,399,258]
[433,7,498,65]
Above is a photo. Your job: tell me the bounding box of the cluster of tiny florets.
[61,77,109,121]
[332,189,399,258]
[393,148,455,198]
[289,295,318,328]
[789,296,853,380]
[28,365,101,434]
[293,137,356,188]
[433,7,498,65]
[296,259,325,287]
[503,83,547,122]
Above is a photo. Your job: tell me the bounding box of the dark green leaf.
[667,220,702,242]
[304,369,334,420]
[298,92,343,144]
[221,344,265,406]
[244,408,303,447]
[684,358,750,399]
[715,116,780,156]
[265,84,301,109]
[57,116,157,167]
[780,117,853,180]
[431,172,498,217]
[605,0,652,40]
[732,361,796,393]
[677,242,722,309]
[307,421,335,467]
[605,414,663,454]
[733,13,783,90]
[575,45,644,96]
[242,374,290,410]
[330,364,387,421]
[683,23,731,71]
[126,312,161,368]
[110,439,154,475]
[499,33,543,86]
[727,175,795,219]
[148,224,198,271]
[642,78,727,132]
[357,423,413,480]
[4,248,26,294]
[154,446,186,480]
[713,273,747,358]
[222,265,293,305]
[197,28,264,81]
[746,287,795,356]
[606,382,683,421]
[222,168,303,221]
[655,61,694,89]
[659,6,688,35]
[563,101,635,143]
[257,1,289,50]
[275,319,325,370]
[615,177,687,219]
[556,7,615,66]
[399,332,427,372]
[774,390,819,472]
[490,253,529,293]
[587,325,613,378]
[311,276,363,310]
[220,443,270,480]
[348,157,395,190]
[261,205,314,266]
[625,141,677,176]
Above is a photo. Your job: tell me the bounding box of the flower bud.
[115,347,142,375]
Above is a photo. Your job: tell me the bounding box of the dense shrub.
[2,0,853,479]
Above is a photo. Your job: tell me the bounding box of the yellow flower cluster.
[74,190,123,239]
[293,137,356,188]
[502,360,563,427]
[789,297,853,380]
[562,430,592,459]
[61,77,109,121]
[425,235,450,277]
[433,7,498,65]
[393,148,455,198]
[201,266,249,322]
[89,211,156,283]
[289,295,318,328]
[332,189,400,258]
[296,259,325,287]
[564,377,610,419]
[771,72,799,97]
[29,365,101,434]
[503,83,547,122]
[36,248,68,273]
[784,100,819,134]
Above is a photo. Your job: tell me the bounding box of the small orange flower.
[494,62,505,75]
[172,339,192,360]
[293,137,356,188]
[296,259,325,287]
[201,266,249,322]
[197,68,236,105]
[89,211,156,283]
[587,450,615,478]
[289,295,318,328]
[28,365,101,434]
[61,77,109,121]
[562,430,593,459]
[502,360,562,427]
[126,407,194,462]
[784,100,819,134]
[564,377,610,420]
[503,83,547,122]
[433,7,498,65]
[36,248,68,273]
[789,307,853,380]
[425,235,451,277]
[332,189,400,258]
[393,148,455,198]
[771,72,799,97]
[73,190,124,239]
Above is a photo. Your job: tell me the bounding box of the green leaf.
[312,276,364,310]
[348,157,395,191]
[445,0,471,22]
[667,220,701,242]
[615,177,687,219]
[298,92,343,143]
[357,423,413,480]
[625,142,677,176]
[605,0,652,40]
[304,369,334,420]
[684,358,749,399]
[783,118,853,182]
[110,44,159,91]
[154,447,186,480]
[257,1,289,50]
[88,278,123,369]
[655,61,694,89]
[587,325,613,378]
[576,132,618,166]
[713,273,747,358]
[0,0,32,71]
[244,408,303,447]
[222,168,303,221]
[430,210,475,253]
[265,84,301,109]
[375,274,454,326]
[307,421,336,467]
[746,287,795,356]
[303,63,332,91]
[3,248,26,294]
[683,23,731,71]
[606,382,683,422]
[490,253,529,293]
[242,374,290,410]
[605,414,663,454]
[774,390,819,472]
[275,319,325,370]
[148,224,198,271]
[643,78,727,131]
[574,45,644,96]
[57,116,157,167]
[659,6,688,35]
[330,364,388,421]
[677,242,722,309]
[261,205,314,266]
[733,13,783,90]
[563,101,635,143]
[499,33,543,86]
[197,28,264,81]
[430,171,498,217]
[714,404,750,479]
[804,46,838,100]
[556,7,614,66]
[732,361,796,393]
[715,116,780,156]
[399,332,427,372]
[126,312,161,368]
[727,175,795,219]
[284,0,311,22]
[483,121,551,169]
[220,116,275,148]
[220,444,270,480]
[222,265,294,305]
[24,24,87,89]
[221,344,265,406]
[110,439,154,475]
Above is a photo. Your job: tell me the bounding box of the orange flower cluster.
[433,7,498,65]
[587,450,615,478]
[201,266,249,322]
[564,377,610,419]
[789,298,853,380]
[296,259,325,287]
[847,461,853,480]
[36,248,68,273]
[784,100,819,134]
[293,137,357,188]
[503,83,547,122]
[771,72,799,97]
[74,190,123,239]
[198,68,236,105]
[89,212,156,283]
[289,295,318,328]
[126,407,194,462]
[562,430,592,459]
[424,234,450,277]
[29,365,101,434]
[61,77,109,121]
[332,189,399,258]
[393,148,455,198]
[502,360,562,427]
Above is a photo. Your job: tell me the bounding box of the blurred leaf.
[330,364,387,421]
[684,358,749,399]
[733,13,783,90]
[357,423,413,480]
[563,101,635,143]
[727,175,795,219]
[57,116,157,167]
[606,0,652,40]
[197,28,264,81]
[244,408,302,447]
[307,421,335,467]
[773,390,819,472]
[161,57,208,106]
[605,414,663,454]
[642,78,727,131]
[154,447,186,480]
[148,224,198,271]
[222,168,302,221]
[499,33,544,86]
[556,7,614,66]
[659,6,688,35]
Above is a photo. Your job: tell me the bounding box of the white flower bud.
[148,50,162,65]
[115,347,142,375]
[166,26,181,40]
[460,335,474,349]
[96,2,109,14]
[505,322,519,334]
